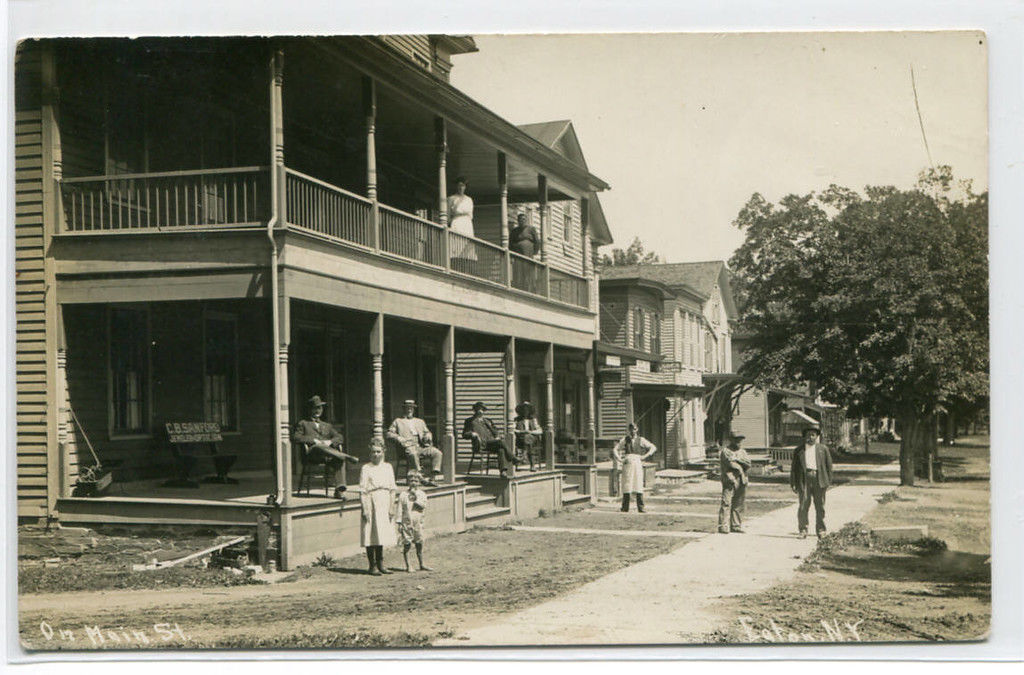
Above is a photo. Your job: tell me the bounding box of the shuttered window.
[633,307,645,351]
[651,312,662,356]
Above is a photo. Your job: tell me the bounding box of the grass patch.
[18,563,263,594]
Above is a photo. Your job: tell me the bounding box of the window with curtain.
[109,307,149,435]
[204,314,238,431]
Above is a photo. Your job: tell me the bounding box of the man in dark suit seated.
[462,401,518,478]
[292,395,359,499]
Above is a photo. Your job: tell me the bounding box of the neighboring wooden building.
[596,261,737,467]
[13,36,612,566]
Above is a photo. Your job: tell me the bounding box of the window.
[651,312,662,356]
[109,307,150,436]
[562,210,572,242]
[204,314,239,431]
[704,329,713,371]
[633,307,645,351]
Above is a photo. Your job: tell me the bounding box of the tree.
[729,167,988,485]
[599,236,663,268]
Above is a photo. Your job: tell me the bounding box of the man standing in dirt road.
[718,432,751,534]
[790,425,834,538]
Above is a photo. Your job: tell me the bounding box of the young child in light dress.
[397,471,432,572]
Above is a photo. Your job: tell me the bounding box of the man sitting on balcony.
[387,399,443,485]
[462,401,518,478]
[292,395,359,499]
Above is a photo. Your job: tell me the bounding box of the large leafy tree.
[729,167,988,485]
[599,236,663,267]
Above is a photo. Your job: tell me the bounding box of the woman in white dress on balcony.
[446,176,477,270]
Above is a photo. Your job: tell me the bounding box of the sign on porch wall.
[166,422,223,444]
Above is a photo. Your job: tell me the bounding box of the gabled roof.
[600,261,739,320]
[518,120,613,246]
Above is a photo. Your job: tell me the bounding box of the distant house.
[597,261,737,467]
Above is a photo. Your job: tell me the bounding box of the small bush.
[312,552,336,568]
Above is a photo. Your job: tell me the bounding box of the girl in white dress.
[360,437,397,575]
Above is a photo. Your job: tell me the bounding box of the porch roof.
[309,37,611,197]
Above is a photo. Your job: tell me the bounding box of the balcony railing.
[59,167,268,232]
[380,204,445,267]
[550,268,589,307]
[449,231,507,286]
[56,166,593,310]
[285,168,373,247]
[510,251,548,297]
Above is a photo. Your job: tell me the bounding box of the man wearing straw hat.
[718,432,752,534]
[387,399,443,485]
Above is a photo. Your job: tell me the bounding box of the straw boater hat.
[403,399,417,408]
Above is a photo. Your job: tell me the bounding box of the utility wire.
[910,65,934,169]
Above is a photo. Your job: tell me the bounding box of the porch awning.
[783,408,819,426]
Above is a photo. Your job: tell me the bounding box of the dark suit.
[462,414,517,472]
[789,442,834,534]
[293,418,348,487]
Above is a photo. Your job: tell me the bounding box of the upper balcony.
[49,37,608,313]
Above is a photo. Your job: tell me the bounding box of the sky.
[450,32,988,263]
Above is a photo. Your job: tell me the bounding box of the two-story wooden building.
[14,36,612,567]
[596,262,737,468]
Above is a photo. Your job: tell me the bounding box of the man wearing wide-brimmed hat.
[292,395,359,499]
[718,432,752,534]
[462,401,518,477]
[386,399,443,484]
[513,400,543,471]
[789,425,834,538]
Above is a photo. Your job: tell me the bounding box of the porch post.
[499,152,510,285]
[504,337,517,452]
[370,313,385,441]
[581,196,594,312]
[436,117,450,271]
[278,294,293,505]
[544,342,555,470]
[55,305,73,497]
[442,326,456,483]
[538,175,550,297]
[585,350,597,465]
[364,76,379,250]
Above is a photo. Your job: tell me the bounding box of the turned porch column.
[442,326,456,483]
[504,336,517,453]
[544,342,555,471]
[436,117,450,271]
[364,76,379,250]
[370,313,385,441]
[538,175,550,297]
[585,351,597,466]
[498,152,511,285]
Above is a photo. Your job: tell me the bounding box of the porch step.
[561,483,591,507]
[466,504,512,523]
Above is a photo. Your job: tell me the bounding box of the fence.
[510,251,547,296]
[549,268,589,308]
[60,167,268,232]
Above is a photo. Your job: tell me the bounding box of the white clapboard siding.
[454,352,506,469]
[16,43,51,518]
[598,371,628,439]
[731,388,769,447]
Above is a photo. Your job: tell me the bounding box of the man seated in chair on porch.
[387,399,443,486]
[292,395,359,499]
[462,401,519,478]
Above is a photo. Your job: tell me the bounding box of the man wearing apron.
[612,422,658,512]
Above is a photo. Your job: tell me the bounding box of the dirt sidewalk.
[437,481,890,646]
